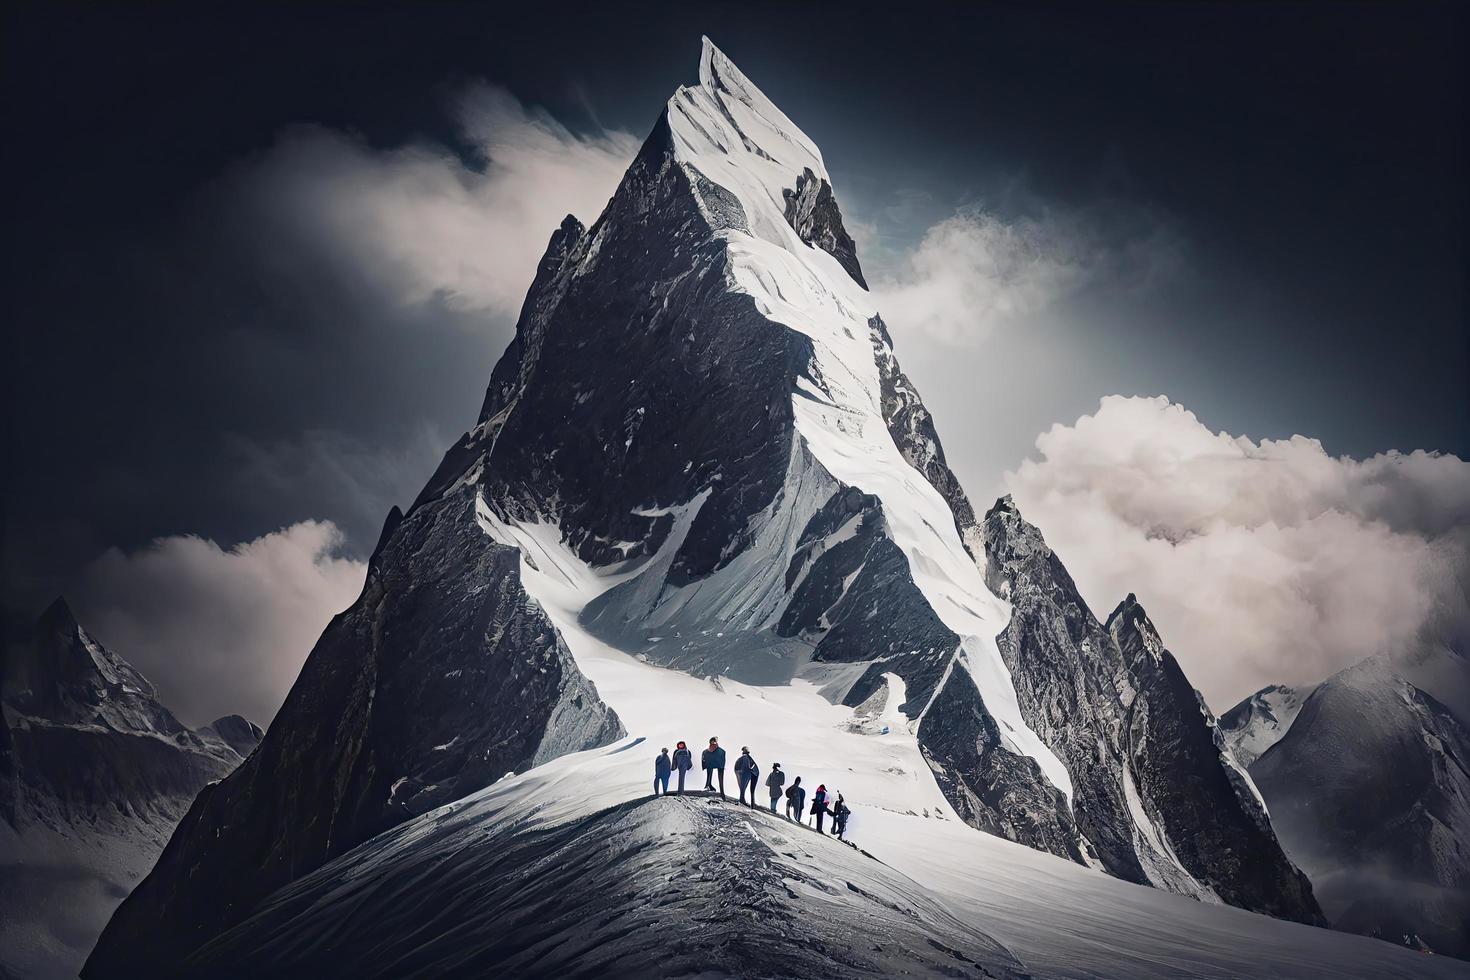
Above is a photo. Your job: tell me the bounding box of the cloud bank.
[75,522,367,729]
[1005,395,1470,712]
[221,83,640,316]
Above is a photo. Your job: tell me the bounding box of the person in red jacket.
[809,784,830,833]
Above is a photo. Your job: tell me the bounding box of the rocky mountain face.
[89,37,1324,974]
[87,492,625,975]
[981,498,1322,922]
[1245,660,1470,957]
[1219,684,1310,768]
[1,599,259,980]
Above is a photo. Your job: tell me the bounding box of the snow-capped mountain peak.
[89,39,1336,975]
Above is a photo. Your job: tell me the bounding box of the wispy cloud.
[218,82,640,318]
[869,202,1183,346]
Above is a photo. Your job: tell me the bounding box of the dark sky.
[5,1,1467,640]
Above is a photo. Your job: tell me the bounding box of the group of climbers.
[653,737,852,840]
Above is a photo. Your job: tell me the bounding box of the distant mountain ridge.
[1239,660,1470,957]
[1,598,261,979]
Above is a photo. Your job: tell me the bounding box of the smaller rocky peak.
[1220,684,1310,769]
[5,598,184,738]
[782,167,867,289]
[206,715,265,757]
[1106,594,1167,669]
[979,495,1055,598]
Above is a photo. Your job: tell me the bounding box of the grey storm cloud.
[869,201,1184,347]
[1005,395,1470,713]
[217,82,641,317]
[74,521,366,729]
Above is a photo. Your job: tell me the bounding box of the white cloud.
[221,83,640,317]
[871,204,1182,346]
[1005,395,1470,712]
[74,522,367,729]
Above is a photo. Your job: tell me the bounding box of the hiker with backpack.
[784,776,805,821]
[701,737,727,796]
[733,747,759,807]
[671,741,693,794]
[765,762,785,813]
[810,784,830,833]
[654,747,672,796]
[832,793,851,840]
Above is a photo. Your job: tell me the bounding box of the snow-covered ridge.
[664,38,1071,800]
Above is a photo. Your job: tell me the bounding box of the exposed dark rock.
[918,663,1085,863]
[778,490,958,715]
[1109,596,1323,925]
[869,315,979,557]
[783,166,868,288]
[982,497,1323,923]
[85,490,623,977]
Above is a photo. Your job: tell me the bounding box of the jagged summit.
[695,36,827,176]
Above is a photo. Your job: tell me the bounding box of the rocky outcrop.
[1249,660,1470,957]
[982,498,1323,923]
[85,492,623,976]
[1108,596,1323,924]
[783,166,867,288]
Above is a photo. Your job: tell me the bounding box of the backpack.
[785,785,798,802]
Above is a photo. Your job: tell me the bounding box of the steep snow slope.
[179,521,1457,978]
[191,793,1027,979]
[1,600,257,980]
[1251,660,1470,959]
[1221,684,1311,768]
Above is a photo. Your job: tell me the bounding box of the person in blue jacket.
[654,748,672,796]
[784,776,805,821]
[701,737,727,796]
[734,747,760,806]
[671,741,693,794]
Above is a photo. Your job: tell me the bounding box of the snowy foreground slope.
[82,36,1405,976]
[188,539,1455,978]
